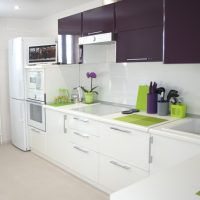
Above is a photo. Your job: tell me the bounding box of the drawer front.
[68,115,100,136]
[99,155,149,192]
[69,129,99,152]
[29,127,46,154]
[100,124,150,170]
[67,142,98,182]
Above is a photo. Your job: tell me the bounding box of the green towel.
[115,114,167,127]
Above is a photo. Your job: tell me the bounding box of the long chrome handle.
[149,136,153,164]
[88,31,103,35]
[64,115,67,134]
[73,132,89,138]
[73,117,89,123]
[73,146,89,154]
[126,58,149,61]
[110,161,131,170]
[110,127,131,134]
[31,128,40,134]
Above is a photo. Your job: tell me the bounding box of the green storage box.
[170,103,187,118]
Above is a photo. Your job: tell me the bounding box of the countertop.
[110,154,200,200]
[44,103,178,132]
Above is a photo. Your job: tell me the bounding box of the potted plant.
[81,72,98,104]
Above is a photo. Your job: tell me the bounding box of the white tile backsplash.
[80,62,200,115]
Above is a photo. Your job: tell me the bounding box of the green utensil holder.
[170,103,187,118]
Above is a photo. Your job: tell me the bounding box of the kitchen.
[1,1,200,199]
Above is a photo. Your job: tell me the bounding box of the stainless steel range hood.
[79,32,114,45]
[58,34,82,64]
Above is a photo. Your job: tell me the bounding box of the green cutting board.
[136,85,149,111]
[48,102,74,107]
[115,114,167,127]
[196,191,200,196]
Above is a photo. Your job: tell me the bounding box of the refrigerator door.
[9,38,25,100]
[10,98,29,151]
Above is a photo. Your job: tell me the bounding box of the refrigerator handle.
[44,93,46,104]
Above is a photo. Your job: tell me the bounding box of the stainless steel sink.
[163,118,200,135]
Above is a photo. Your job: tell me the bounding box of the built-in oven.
[27,99,46,132]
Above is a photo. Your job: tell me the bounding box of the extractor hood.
[79,32,114,45]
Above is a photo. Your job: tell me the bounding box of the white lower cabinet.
[46,109,69,166]
[150,134,200,174]
[100,124,150,170]
[67,142,98,182]
[29,126,46,154]
[99,154,149,192]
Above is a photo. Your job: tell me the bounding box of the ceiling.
[0,0,95,19]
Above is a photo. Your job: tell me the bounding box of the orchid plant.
[81,72,98,94]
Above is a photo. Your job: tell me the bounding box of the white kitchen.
[0,0,200,200]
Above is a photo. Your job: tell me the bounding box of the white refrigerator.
[8,37,55,151]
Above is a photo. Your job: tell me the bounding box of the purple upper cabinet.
[82,4,115,36]
[115,0,163,32]
[116,27,163,63]
[58,13,82,35]
[164,0,200,63]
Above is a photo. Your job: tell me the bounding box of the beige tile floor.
[0,144,109,200]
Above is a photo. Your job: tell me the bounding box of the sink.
[163,118,200,135]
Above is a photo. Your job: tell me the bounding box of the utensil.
[167,90,179,101]
[156,87,165,101]
[149,81,153,94]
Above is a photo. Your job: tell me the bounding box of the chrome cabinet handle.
[149,136,153,164]
[73,117,89,123]
[110,161,131,170]
[64,115,67,134]
[110,127,131,134]
[73,132,89,138]
[73,146,89,154]
[126,58,150,61]
[31,128,40,134]
[88,31,103,35]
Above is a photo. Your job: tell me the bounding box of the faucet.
[72,86,83,102]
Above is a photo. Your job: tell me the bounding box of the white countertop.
[110,154,200,200]
[149,118,200,145]
[44,103,178,132]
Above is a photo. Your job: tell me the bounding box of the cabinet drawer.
[99,155,148,192]
[29,127,46,155]
[68,115,100,136]
[100,124,150,170]
[69,129,99,152]
[67,142,98,182]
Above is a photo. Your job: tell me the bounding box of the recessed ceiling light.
[14,5,20,10]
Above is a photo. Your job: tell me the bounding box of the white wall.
[79,62,200,115]
[0,18,44,142]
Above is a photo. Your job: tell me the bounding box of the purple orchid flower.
[81,72,98,94]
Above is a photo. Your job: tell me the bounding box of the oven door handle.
[26,99,45,105]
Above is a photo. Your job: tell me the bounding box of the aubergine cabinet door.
[116,27,163,63]
[82,4,115,36]
[115,0,163,32]
[164,0,200,63]
[58,13,82,35]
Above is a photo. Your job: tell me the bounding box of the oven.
[27,99,46,131]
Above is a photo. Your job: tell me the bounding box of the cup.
[157,101,169,116]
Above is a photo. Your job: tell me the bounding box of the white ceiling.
[0,0,94,19]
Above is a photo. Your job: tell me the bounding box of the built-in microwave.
[26,69,45,102]
[28,44,57,64]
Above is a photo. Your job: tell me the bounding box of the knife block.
[147,93,158,114]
